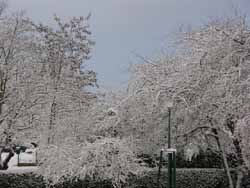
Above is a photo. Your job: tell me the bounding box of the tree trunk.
[0,148,3,168]
[235,170,243,188]
[0,75,13,170]
[233,138,245,188]
[217,140,234,188]
[233,138,244,166]
[0,147,14,170]
[48,96,56,145]
[213,129,234,188]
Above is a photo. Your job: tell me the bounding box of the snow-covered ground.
[0,166,38,174]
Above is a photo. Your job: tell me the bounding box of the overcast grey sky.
[8,0,250,89]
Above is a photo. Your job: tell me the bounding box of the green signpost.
[157,106,176,188]
[166,148,176,188]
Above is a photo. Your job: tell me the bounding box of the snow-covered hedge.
[0,168,241,188]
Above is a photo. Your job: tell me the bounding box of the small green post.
[16,146,21,167]
[168,107,172,188]
[35,150,38,165]
[17,153,20,166]
[173,152,176,188]
[168,153,172,188]
[166,105,176,188]
[168,108,171,149]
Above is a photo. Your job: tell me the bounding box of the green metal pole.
[168,108,171,148]
[168,153,172,188]
[173,152,176,188]
[36,150,38,166]
[17,153,20,166]
[167,107,172,188]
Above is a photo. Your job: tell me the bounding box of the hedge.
[141,148,236,169]
[0,173,113,188]
[127,168,227,188]
[175,149,224,168]
[0,173,45,188]
[1,168,249,188]
[0,173,112,188]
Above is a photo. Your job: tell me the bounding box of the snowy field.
[0,166,38,174]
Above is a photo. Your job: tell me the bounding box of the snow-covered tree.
[0,4,140,186]
[126,16,250,188]
[177,16,250,188]
[29,15,97,145]
[0,9,45,169]
[28,16,141,187]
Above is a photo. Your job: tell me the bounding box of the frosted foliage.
[38,138,140,188]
